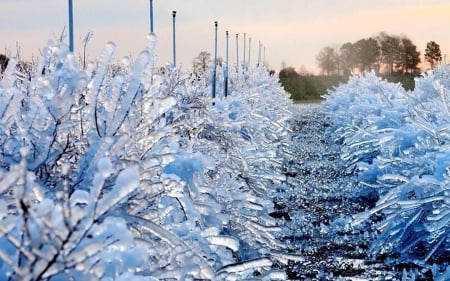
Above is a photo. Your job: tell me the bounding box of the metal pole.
[236,34,239,73]
[68,0,74,52]
[172,11,177,67]
[149,0,154,33]
[248,37,251,71]
[224,31,229,97]
[258,40,261,67]
[212,21,218,100]
[243,33,246,73]
[263,46,266,67]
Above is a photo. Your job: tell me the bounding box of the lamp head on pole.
[214,21,218,27]
[172,11,177,18]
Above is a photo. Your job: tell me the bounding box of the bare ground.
[272,103,430,280]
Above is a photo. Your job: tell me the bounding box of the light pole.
[211,21,218,100]
[149,0,154,33]
[224,31,229,97]
[172,11,177,67]
[68,0,74,52]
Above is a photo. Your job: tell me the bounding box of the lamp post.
[68,0,74,52]
[211,21,218,100]
[172,11,177,67]
[149,0,154,33]
[224,31,229,97]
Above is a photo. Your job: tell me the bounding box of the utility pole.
[172,11,177,67]
[248,37,251,70]
[263,46,266,67]
[224,31,229,97]
[211,21,218,100]
[243,33,246,73]
[236,34,239,73]
[258,40,262,67]
[68,0,74,52]
[149,0,154,33]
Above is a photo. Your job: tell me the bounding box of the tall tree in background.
[378,32,401,75]
[192,51,212,75]
[399,37,421,73]
[316,46,339,76]
[315,32,422,76]
[425,41,442,68]
[339,42,356,76]
[278,66,299,78]
[353,37,380,73]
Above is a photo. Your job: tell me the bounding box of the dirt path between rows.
[273,103,408,280]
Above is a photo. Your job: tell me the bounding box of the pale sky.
[2,0,450,72]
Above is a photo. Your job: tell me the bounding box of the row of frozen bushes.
[0,35,294,280]
[323,65,450,279]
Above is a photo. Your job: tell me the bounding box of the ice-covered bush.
[0,34,183,280]
[138,65,296,279]
[0,155,144,280]
[0,31,295,279]
[323,66,450,276]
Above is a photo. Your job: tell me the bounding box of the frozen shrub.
[324,65,450,274]
[0,32,295,279]
[0,154,144,280]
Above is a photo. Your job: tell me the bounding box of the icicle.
[433,80,450,116]
[123,214,215,279]
[106,50,150,136]
[270,251,305,265]
[0,170,19,194]
[87,41,116,97]
[95,165,139,218]
[217,257,272,274]
[378,174,409,184]
[90,157,114,203]
[76,136,115,185]
[206,235,239,252]
[86,42,116,133]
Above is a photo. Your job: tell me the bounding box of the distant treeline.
[315,32,443,76]
[280,31,444,101]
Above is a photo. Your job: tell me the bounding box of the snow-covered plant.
[0,28,297,279]
[135,65,296,279]
[323,65,450,275]
[322,71,410,179]
[0,35,184,280]
[0,155,144,280]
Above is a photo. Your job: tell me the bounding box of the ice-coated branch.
[217,257,272,274]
